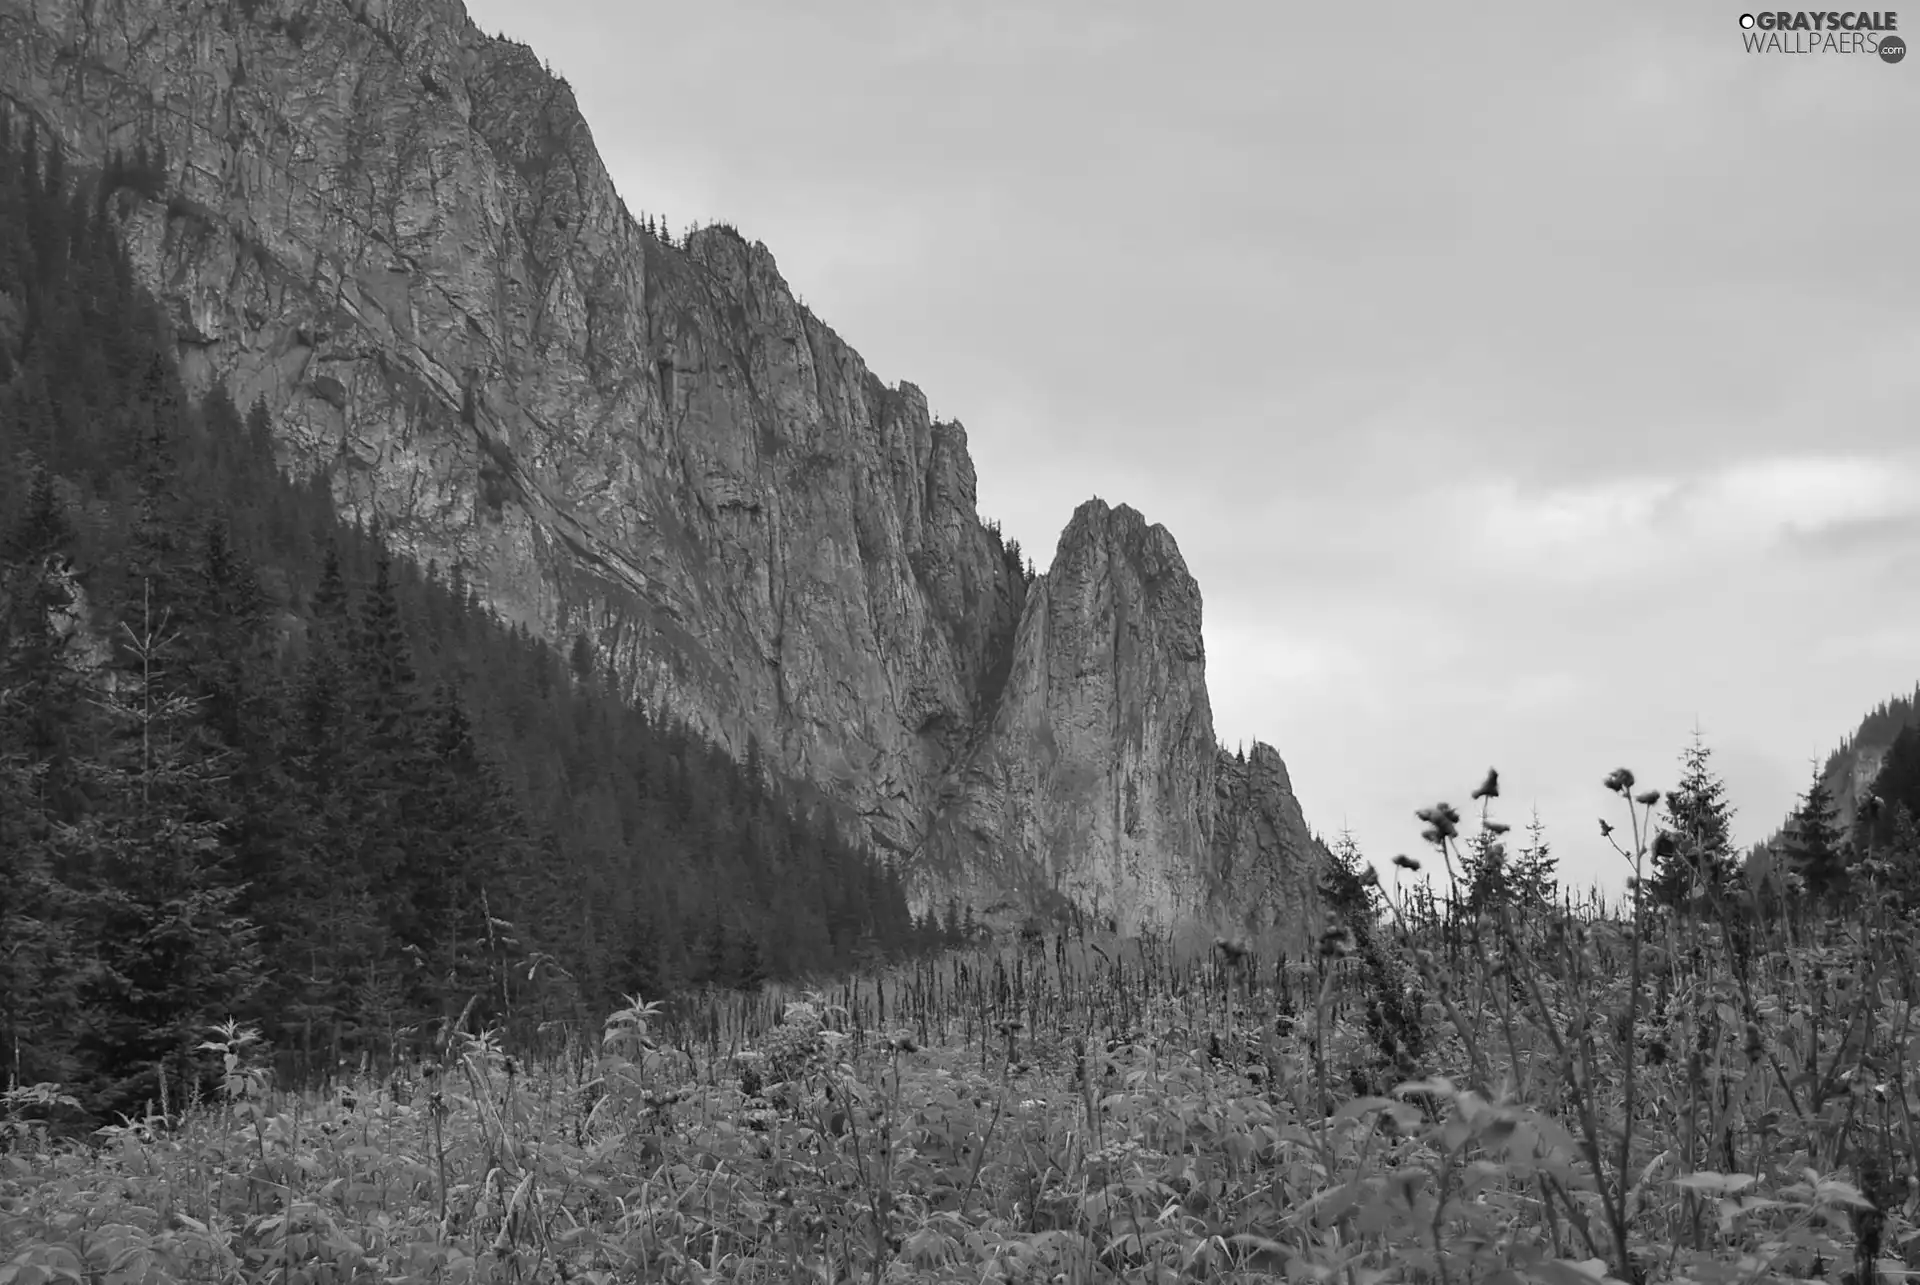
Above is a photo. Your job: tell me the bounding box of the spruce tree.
[1459,827,1510,919]
[1321,830,1376,928]
[1653,732,1736,909]
[1785,761,1848,907]
[1510,809,1558,908]
[63,578,264,1120]
[0,463,87,1088]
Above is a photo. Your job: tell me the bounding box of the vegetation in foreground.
[11,83,1920,1285]
[8,759,1920,1285]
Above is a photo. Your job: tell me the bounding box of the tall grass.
[3,768,1916,1284]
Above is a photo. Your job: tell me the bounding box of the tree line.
[0,113,981,1124]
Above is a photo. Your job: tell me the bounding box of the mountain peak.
[2,0,1322,935]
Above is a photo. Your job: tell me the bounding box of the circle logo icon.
[1881,34,1907,62]
[1739,13,1756,27]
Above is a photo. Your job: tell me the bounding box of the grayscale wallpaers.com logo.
[1739,10,1906,60]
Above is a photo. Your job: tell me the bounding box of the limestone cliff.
[0,0,1323,934]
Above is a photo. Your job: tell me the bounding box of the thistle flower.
[1393,853,1421,871]
[1598,819,1614,838]
[1416,803,1460,838]
[1472,768,1500,800]
[1604,768,1636,794]
[1485,820,1511,835]
[1635,789,1662,806]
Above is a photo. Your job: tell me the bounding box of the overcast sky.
[462,0,1918,893]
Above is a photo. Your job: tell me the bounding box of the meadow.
[2,771,1914,1285]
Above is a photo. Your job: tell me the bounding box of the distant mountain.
[0,0,1324,935]
[1753,685,1920,860]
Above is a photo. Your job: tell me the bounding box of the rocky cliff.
[0,0,1323,934]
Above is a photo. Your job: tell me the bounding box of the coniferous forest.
[0,116,953,1123]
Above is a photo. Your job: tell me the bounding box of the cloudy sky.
[464,0,1918,893]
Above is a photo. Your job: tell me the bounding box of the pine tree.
[1785,761,1849,907]
[1321,830,1376,929]
[1460,827,1510,919]
[0,464,87,1088]
[284,540,383,1069]
[347,547,439,1010]
[63,578,264,1120]
[1653,732,1736,910]
[414,677,526,1016]
[0,463,87,815]
[1509,809,1558,908]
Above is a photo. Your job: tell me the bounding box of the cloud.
[1204,619,1367,688]
[1458,454,1920,581]
[1784,512,1920,559]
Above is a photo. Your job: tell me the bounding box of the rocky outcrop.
[923,501,1318,934]
[0,0,1324,933]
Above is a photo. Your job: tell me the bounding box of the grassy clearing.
[4,772,1917,1284]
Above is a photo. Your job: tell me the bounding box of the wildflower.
[1472,768,1500,800]
[1393,854,1421,871]
[1416,803,1462,837]
[1603,768,1636,794]
[1598,819,1613,838]
[1635,789,1662,806]
[1485,820,1510,835]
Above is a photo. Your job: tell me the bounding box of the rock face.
[0,0,1323,934]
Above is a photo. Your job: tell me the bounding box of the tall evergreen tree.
[1785,761,1849,907]
[62,578,264,1119]
[1459,826,1511,919]
[1653,731,1736,909]
[1510,809,1558,908]
[1321,830,1378,929]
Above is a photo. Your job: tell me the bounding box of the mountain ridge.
[0,0,1324,935]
